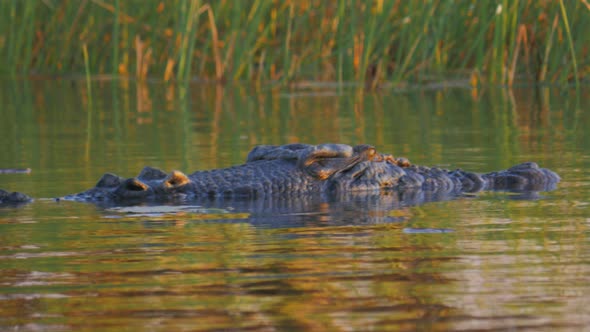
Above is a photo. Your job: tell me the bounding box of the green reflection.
[0,81,589,331]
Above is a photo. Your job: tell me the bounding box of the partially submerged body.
[58,143,559,204]
[0,189,32,205]
[0,143,560,206]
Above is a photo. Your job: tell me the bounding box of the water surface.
[1,81,589,331]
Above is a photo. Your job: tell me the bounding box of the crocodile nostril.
[96,173,123,188]
[125,179,149,191]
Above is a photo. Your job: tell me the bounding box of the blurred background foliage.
[1,0,589,86]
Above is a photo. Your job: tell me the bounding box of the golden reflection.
[0,80,588,332]
[165,84,175,111]
[134,35,152,81]
[371,93,385,147]
[354,87,365,142]
[136,82,153,123]
[504,87,567,154]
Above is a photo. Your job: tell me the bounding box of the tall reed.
[82,43,93,106]
[0,0,587,86]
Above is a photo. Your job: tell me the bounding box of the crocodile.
[1,143,559,206]
[0,189,33,205]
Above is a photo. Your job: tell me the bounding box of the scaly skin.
[56,143,559,204]
[0,143,560,205]
[0,189,32,205]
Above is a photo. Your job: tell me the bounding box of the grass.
[0,0,588,87]
[82,43,93,106]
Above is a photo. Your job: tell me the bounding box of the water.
[1,81,589,331]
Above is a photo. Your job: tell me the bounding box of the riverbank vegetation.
[1,0,588,87]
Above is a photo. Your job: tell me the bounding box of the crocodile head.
[62,167,195,203]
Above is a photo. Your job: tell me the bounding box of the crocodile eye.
[164,171,190,188]
[367,148,376,158]
[125,179,149,191]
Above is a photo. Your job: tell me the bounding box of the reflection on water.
[0,81,589,331]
